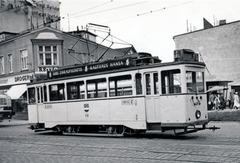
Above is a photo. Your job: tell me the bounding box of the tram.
[27,49,211,135]
[0,95,14,122]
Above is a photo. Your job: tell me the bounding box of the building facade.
[0,26,128,113]
[173,20,240,94]
[0,0,60,33]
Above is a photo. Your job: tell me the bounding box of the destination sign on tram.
[47,58,132,79]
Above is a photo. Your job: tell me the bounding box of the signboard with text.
[0,73,34,86]
[48,58,132,79]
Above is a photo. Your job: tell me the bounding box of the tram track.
[1,135,240,163]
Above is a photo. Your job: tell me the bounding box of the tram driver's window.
[109,75,132,97]
[161,69,181,94]
[186,71,204,93]
[67,81,85,100]
[49,83,65,101]
[87,78,107,98]
[28,87,36,104]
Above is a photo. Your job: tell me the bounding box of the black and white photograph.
[1,0,240,162]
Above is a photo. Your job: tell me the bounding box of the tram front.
[159,50,208,134]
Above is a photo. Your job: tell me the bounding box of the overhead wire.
[105,1,193,24]
[70,1,148,19]
[70,0,113,17]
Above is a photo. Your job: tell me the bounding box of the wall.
[174,21,240,82]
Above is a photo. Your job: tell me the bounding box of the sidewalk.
[208,107,240,121]
[0,119,28,126]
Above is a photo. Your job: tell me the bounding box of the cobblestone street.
[1,120,240,163]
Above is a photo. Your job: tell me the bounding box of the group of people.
[208,91,240,110]
[208,93,225,110]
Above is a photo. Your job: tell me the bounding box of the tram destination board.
[47,58,132,79]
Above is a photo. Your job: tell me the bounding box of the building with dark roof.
[0,25,128,113]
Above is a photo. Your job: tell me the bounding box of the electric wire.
[70,1,148,19]
[70,0,113,17]
[105,1,193,24]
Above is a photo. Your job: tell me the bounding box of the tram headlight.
[195,110,201,119]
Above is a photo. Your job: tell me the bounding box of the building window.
[39,45,58,66]
[20,49,28,70]
[8,54,13,73]
[0,56,4,74]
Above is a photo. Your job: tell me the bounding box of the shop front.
[0,73,34,113]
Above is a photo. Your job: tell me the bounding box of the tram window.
[28,88,36,104]
[43,86,47,102]
[109,75,132,97]
[49,84,65,101]
[186,71,204,93]
[145,74,151,95]
[161,69,181,94]
[67,81,85,100]
[37,87,43,103]
[154,73,159,94]
[87,78,107,98]
[136,73,142,95]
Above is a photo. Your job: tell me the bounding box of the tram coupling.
[205,125,220,132]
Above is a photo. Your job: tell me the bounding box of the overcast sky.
[60,0,240,62]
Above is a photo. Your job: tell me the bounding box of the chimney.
[219,19,226,25]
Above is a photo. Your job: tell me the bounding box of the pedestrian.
[228,92,234,109]
[208,93,215,110]
[214,94,220,110]
[219,93,225,110]
[233,92,240,109]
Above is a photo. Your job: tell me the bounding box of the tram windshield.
[186,71,204,93]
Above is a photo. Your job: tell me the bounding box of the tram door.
[144,72,161,122]
[36,86,44,123]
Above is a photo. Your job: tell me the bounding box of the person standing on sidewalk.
[228,92,234,109]
[233,92,239,109]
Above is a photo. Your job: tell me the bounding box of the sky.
[59,0,240,62]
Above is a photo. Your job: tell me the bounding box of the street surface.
[0,120,240,163]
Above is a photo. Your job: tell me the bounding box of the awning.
[6,84,27,100]
[206,86,226,92]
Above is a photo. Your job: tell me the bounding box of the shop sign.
[38,66,58,72]
[0,73,34,86]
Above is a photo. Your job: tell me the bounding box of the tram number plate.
[85,114,89,117]
[121,99,134,105]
